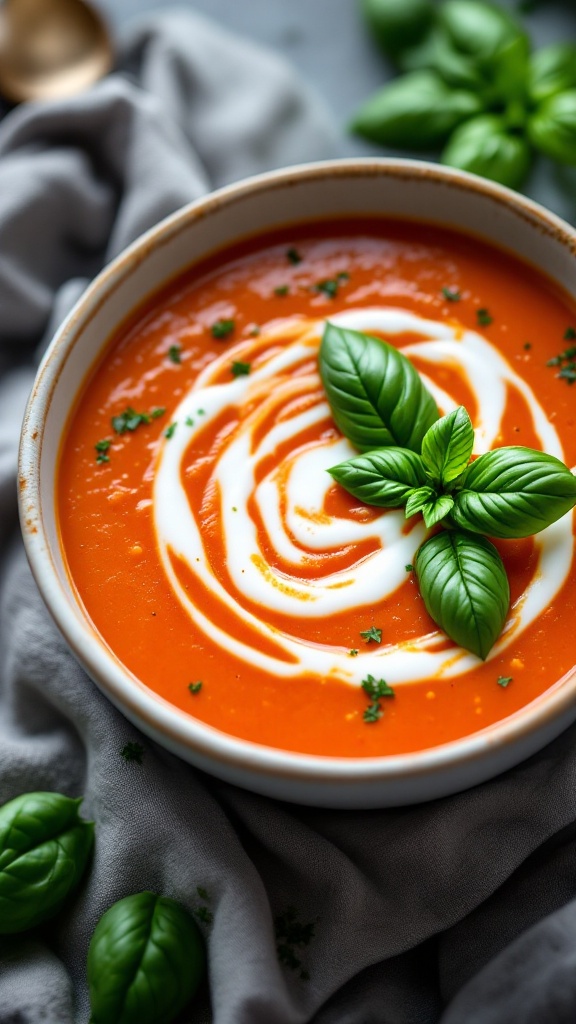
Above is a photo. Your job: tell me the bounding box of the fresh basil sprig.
[319,322,439,453]
[322,325,576,657]
[88,891,206,1024]
[0,791,94,934]
[355,0,576,190]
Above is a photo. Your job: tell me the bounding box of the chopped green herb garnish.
[286,247,302,265]
[360,626,382,644]
[120,741,145,764]
[185,416,195,427]
[349,648,359,657]
[405,563,413,572]
[151,407,166,419]
[211,318,235,339]
[476,308,493,326]
[547,345,576,384]
[95,439,111,464]
[274,285,290,297]
[363,703,383,723]
[558,366,576,384]
[188,681,203,694]
[442,287,461,302]
[497,675,513,688]
[168,344,181,364]
[164,422,177,439]
[231,360,251,377]
[361,674,395,700]
[523,342,532,351]
[564,327,576,340]
[197,408,205,415]
[313,273,349,299]
[112,408,150,434]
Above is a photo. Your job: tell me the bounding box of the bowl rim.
[18,155,576,786]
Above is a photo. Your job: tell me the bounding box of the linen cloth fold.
[0,8,575,1024]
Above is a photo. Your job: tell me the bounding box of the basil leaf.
[350,70,482,148]
[88,892,205,1024]
[0,791,94,934]
[329,447,426,507]
[529,44,576,105]
[422,494,455,527]
[421,406,474,486]
[450,447,576,538]
[405,485,436,518]
[319,323,439,453]
[528,90,576,164]
[361,0,435,60]
[441,114,532,190]
[399,26,484,91]
[415,529,510,659]
[438,0,523,63]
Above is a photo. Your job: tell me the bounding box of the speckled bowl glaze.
[18,159,576,808]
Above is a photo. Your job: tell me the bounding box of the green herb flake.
[188,681,203,694]
[523,342,532,351]
[442,287,461,302]
[363,703,383,723]
[164,422,177,439]
[120,741,145,764]
[95,439,111,464]
[111,407,151,434]
[564,327,576,340]
[211,318,235,339]
[274,285,290,297]
[286,247,302,265]
[185,416,195,427]
[349,648,359,657]
[405,563,414,572]
[313,273,349,299]
[168,344,182,364]
[360,626,382,644]
[361,674,395,700]
[497,675,513,688]
[231,360,251,377]
[151,407,166,419]
[476,308,493,327]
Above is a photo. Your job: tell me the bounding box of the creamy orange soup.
[57,219,576,757]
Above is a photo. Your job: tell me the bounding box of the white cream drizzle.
[153,308,575,686]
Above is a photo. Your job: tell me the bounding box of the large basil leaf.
[0,791,93,934]
[329,447,426,507]
[350,70,482,148]
[529,44,576,105]
[88,892,205,1024]
[319,323,439,453]
[441,114,532,190]
[450,447,576,538]
[528,91,576,165]
[421,406,474,486]
[415,529,510,659]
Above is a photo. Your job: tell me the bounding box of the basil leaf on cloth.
[415,529,510,659]
[421,405,474,487]
[450,447,576,538]
[328,447,426,507]
[319,323,439,453]
[0,792,93,934]
[349,70,482,148]
[88,892,205,1024]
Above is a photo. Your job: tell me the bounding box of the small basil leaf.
[441,114,532,189]
[528,91,576,164]
[529,44,576,105]
[0,791,94,934]
[329,447,426,507]
[421,406,474,486]
[350,70,482,148]
[415,529,510,659]
[319,323,439,453]
[405,485,436,518]
[399,27,484,91]
[361,0,435,60]
[438,0,523,63]
[88,892,206,1024]
[486,34,530,106]
[422,494,455,528]
[450,447,576,538]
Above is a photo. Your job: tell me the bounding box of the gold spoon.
[0,0,113,104]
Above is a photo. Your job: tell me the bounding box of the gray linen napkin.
[1,9,576,1024]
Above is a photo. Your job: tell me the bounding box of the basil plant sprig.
[320,324,576,659]
[355,0,576,191]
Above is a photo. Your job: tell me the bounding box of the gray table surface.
[92,0,576,224]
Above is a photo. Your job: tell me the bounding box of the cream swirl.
[153,309,574,685]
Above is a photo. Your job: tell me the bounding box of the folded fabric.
[0,9,575,1024]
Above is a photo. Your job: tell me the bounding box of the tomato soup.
[57,220,576,757]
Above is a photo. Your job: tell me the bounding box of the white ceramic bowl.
[18,158,576,808]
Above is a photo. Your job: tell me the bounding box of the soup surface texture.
[58,220,576,757]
